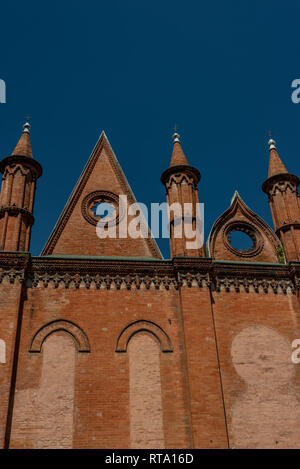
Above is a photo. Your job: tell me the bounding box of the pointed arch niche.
[117,321,173,449]
[207,191,283,263]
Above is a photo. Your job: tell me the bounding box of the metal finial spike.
[23,121,31,133]
[172,132,180,143]
[172,124,180,143]
[268,132,276,150]
[267,130,276,150]
[23,114,31,133]
[268,139,276,150]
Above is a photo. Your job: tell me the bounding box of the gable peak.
[230,190,243,206]
[42,130,161,258]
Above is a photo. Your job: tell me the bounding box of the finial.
[172,132,180,143]
[172,125,180,143]
[23,115,31,133]
[267,130,276,150]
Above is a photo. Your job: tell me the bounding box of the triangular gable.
[42,132,162,258]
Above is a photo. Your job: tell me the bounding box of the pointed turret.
[262,135,300,261]
[161,132,204,258]
[0,121,42,252]
[12,122,33,158]
[170,133,189,167]
[267,138,288,177]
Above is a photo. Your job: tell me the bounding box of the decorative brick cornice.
[0,205,34,225]
[29,271,179,290]
[288,262,300,294]
[214,276,294,294]
[177,272,211,288]
[211,261,294,294]
[0,155,42,179]
[0,253,298,293]
[173,264,294,294]
[172,257,212,273]
[0,253,30,285]
[31,256,173,276]
[27,256,175,289]
[275,222,300,234]
[2,164,31,179]
[161,164,200,187]
[0,268,26,285]
[262,173,299,195]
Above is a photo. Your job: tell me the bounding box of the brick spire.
[161,132,204,258]
[170,133,189,167]
[267,138,287,177]
[262,136,300,261]
[0,121,42,252]
[11,122,33,159]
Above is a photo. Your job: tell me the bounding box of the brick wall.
[212,289,300,448]
[9,284,191,448]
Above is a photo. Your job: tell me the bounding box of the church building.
[0,122,300,448]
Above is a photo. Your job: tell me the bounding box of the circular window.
[227,230,254,253]
[89,200,116,223]
[81,191,124,226]
[224,222,263,257]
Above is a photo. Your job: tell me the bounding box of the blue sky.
[1,0,300,258]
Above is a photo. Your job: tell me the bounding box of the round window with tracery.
[224,222,263,257]
[81,191,123,226]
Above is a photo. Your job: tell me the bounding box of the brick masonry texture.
[11,332,75,449]
[128,333,164,449]
[1,127,300,448]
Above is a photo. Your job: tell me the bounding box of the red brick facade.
[1,126,300,449]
